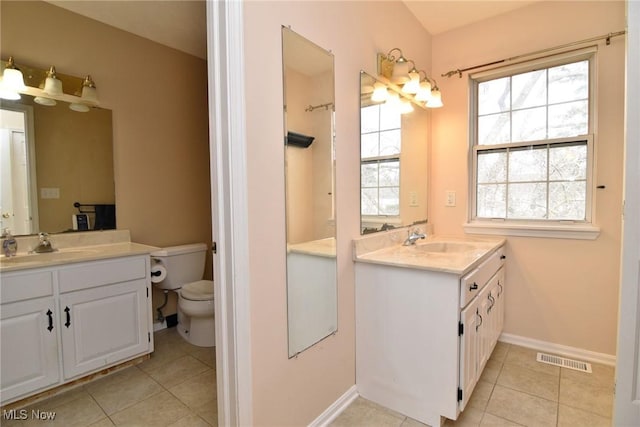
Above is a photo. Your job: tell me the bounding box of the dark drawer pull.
[64,306,71,328]
[469,282,478,291]
[46,309,54,332]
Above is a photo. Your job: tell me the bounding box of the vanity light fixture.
[69,75,98,113]
[0,56,26,100]
[371,82,388,102]
[377,49,444,108]
[35,66,64,106]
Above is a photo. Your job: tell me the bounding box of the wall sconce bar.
[1,57,99,109]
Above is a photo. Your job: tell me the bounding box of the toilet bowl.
[150,243,215,347]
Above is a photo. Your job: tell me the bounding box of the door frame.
[206,1,253,425]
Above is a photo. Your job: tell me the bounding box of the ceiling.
[45,1,539,60]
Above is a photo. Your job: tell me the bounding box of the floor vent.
[536,352,592,373]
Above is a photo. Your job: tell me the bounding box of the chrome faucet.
[403,229,426,246]
[33,232,55,253]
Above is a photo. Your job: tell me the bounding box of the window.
[469,49,598,238]
[361,103,401,216]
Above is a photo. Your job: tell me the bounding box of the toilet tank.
[150,243,207,290]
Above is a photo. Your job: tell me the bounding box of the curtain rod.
[442,30,626,79]
[305,102,334,112]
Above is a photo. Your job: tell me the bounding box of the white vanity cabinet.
[0,271,59,403]
[356,245,505,427]
[0,254,153,405]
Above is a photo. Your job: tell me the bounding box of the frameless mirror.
[0,95,114,236]
[360,71,429,234]
[282,27,337,358]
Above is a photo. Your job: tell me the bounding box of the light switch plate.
[446,191,456,207]
[41,188,60,199]
[409,191,419,207]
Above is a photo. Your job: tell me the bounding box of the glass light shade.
[81,85,98,104]
[69,102,90,112]
[391,61,410,83]
[371,82,388,102]
[2,68,26,91]
[386,90,401,107]
[402,71,420,94]
[415,80,433,101]
[399,98,414,114]
[43,76,63,96]
[427,89,443,108]
[34,96,57,106]
[0,87,21,100]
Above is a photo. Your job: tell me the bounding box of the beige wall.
[243,1,431,425]
[1,1,212,316]
[430,1,625,356]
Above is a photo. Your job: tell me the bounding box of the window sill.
[463,221,600,240]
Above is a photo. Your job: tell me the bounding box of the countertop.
[1,230,159,272]
[354,232,505,275]
[287,237,336,258]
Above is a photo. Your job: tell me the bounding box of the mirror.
[360,71,429,234]
[0,95,114,236]
[282,27,337,358]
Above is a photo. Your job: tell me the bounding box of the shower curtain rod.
[305,102,334,112]
[441,30,626,79]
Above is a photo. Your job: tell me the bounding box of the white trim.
[207,1,252,426]
[308,385,359,427]
[499,332,616,366]
[464,221,600,240]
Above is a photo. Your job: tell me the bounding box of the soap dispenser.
[2,228,18,257]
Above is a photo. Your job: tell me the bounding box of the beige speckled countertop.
[354,229,505,275]
[0,230,159,272]
[287,237,336,258]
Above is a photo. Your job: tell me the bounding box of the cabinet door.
[59,280,149,380]
[459,300,479,412]
[495,267,505,340]
[0,298,59,403]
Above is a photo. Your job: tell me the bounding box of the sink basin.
[412,242,477,253]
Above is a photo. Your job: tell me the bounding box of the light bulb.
[371,82,388,102]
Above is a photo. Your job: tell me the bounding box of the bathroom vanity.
[354,230,505,427]
[0,230,157,406]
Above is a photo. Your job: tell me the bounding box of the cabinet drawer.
[59,257,147,293]
[1,270,54,304]
[460,247,504,308]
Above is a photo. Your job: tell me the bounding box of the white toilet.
[150,243,215,347]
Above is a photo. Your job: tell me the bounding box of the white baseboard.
[308,385,359,427]
[500,332,616,366]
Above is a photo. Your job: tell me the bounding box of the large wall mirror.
[282,27,337,358]
[360,71,428,234]
[1,95,114,236]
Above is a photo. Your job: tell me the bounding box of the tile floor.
[331,342,615,427]
[2,328,217,427]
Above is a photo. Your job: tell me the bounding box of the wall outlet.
[446,191,456,207]
[409,191,419,207]
[41,188,60,199]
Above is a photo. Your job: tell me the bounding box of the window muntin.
[472,52,593,224]
[361,103,401,216]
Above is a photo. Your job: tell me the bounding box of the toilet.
[150,243,215,347]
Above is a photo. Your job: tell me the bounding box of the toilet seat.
[181,280,214,301]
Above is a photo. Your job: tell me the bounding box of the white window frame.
[465,47,601,240]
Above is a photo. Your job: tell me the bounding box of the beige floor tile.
[43,393,106,427]
[110,390,191,426]
[489,342,510,363]
[401,416,429,426]
[558,404,611,427]
[193,399,218,426]
[496,363,559,401]
[504,346,561,377]
[86,366,164,415]
[559,376,614,418]
[479,359,503,384]
[89,417,116,426]
[479,413,523,426]
[138,343,189,374]
[468,380,494,411]
[444,407,483,427]
[330,397,405,427]
[486,384,557,427]
[561,362,615,389]
[191,347,216,368]
[145,355,210,388]
[169,369,217,409]
[167,413,212,427]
